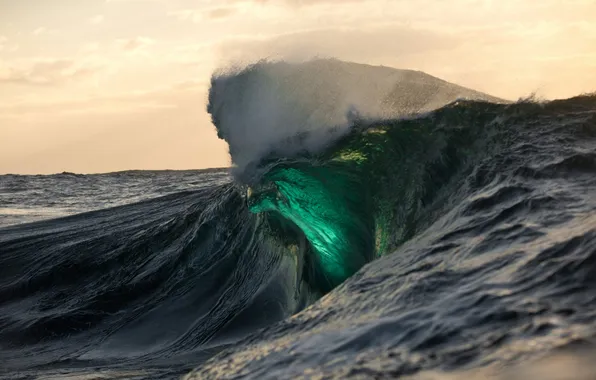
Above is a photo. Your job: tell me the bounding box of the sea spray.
[207,59,504,173]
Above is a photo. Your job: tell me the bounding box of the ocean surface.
[0,170,229,228]
[1,60,596,379]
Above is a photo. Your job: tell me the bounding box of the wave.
[207,59,505,174]
[208,59,509,291]
[188,93,596,379]
[0,185,313,372]
[1,59,596,378]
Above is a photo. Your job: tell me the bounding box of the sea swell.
[243,99,501,291]
[208,59,510,293]
[0,185,308,374]
[1,59,595,379]
[188,94,596,379]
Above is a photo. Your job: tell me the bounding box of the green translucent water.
[248,163,375,288]
[247,102,499,291]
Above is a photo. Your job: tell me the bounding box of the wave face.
[2,60,596,379]
[192,94,596,379]
[0,183,316,378]
[210,59,507,291]
[244,105,497,290]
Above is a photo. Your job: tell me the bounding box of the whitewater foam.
[207,59,505,175]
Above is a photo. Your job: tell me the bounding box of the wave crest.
[207,59,505,174]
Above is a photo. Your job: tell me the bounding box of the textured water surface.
[1,61,596,379]
[0,169,228,228]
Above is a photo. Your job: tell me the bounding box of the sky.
[1,0,595,174]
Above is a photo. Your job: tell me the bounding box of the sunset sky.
[1,0,595,174]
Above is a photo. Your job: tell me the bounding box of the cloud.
[167,9,203,23]
[208,7,236,19]
[79,42,101,54]
[32,27,46,36]
[32,27,58,36]
[115,37,155,52]
[0,58,102,86]
[0,36,18,53]
[171,43,213,65]
[89,14,105,25]
[0,79,208,116]
[168,6,238,22]
[214,25,459,63]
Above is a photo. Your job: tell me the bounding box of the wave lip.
[207,59,506,173]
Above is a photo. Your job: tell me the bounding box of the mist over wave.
[208,59,504,175]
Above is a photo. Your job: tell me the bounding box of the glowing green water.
[247,102,498,291]
[248,163,375,288]
[246,124,401,289]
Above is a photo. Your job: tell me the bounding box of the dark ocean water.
[1,60,596,379]
[0,170,229,228]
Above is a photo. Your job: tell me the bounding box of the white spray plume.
[207,59,503,176]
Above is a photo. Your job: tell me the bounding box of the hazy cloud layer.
[32,27,58,36]
[116,37,154,52]
[169,6,238,22]
[89,14,105,25]
[0,58,101,86]
[215,25,459,63]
